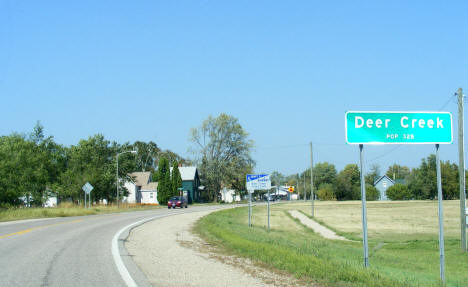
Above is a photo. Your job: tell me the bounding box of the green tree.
[386,184,412,200]
[157,157,172,204]
[313,162,337,190]
[407,155,436,199]
[335,164,361,200]
[365,164,381,185]
[132,141,160,172]
[407,154,460,200]
[231,164,254,199]
[317,183,336,200]
[0,134,50,206]
[270,171,286,187]
[171,161,183,197]
[190,114,254,201]
[440,161,459,199]
[56,135,135,204]
[365,184,380,201]
[386,164,411,182]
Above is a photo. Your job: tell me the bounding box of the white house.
[44,196,57,207]
[124,172,158,205]
[220,188,240,203]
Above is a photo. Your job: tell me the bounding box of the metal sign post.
[267,188,270,231]
[248,190,252,227]
[310,142,314,217]
[246,174,271,229]
[436,144,445,284]
[346,111,452,277]
[359,144,369,268]
[82,182,94,209]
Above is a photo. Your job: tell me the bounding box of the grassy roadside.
[194,202,468,287]
[0,203,163,222]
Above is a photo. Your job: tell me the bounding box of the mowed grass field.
[195,200,468,287]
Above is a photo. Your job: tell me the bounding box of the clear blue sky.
[1,1,467,176]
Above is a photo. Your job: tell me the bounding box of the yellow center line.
[0,219,84,239]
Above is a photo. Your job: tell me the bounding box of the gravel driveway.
[126,209,307,287]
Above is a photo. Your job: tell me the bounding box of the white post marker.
[246,174,271,228]
[82,182,93,209]
[248,189,252,227]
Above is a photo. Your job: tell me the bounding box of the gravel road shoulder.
[125,209,308,287]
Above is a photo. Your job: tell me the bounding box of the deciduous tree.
[190,114,254,201]
[335,164,360,200]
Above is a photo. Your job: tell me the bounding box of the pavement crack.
[41,242,69,287]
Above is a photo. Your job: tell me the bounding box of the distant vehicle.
[264,195,276,201]
[168,196,188,209]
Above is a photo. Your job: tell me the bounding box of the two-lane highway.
[0,205,228,287]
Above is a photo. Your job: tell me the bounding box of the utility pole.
[304,172,306,202]
[458,87,467,252]
[310,142,314,217]
[116,156,119,208]
[297,174,300,200]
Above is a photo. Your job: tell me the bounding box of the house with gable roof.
[374,175,395,201]
[123,171,158,204]
[170,166,201,204]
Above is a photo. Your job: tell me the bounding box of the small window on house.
[383,181,387,188]
[150,193,153,198]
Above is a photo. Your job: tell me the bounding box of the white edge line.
[112,216,159,287]
[111,208,224,287]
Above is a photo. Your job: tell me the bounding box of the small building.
[44,196,58,207]
[374,175,395,201]
[220,188,240,203]
[170,166,201,204]
[124,172,158,205]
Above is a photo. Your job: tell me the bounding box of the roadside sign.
[82,182,93,194]
[345,111,452,144]
[246,174,271,191]
[288,186,294,193]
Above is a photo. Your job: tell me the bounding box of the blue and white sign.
[82,182,93,195]
[246,174,271,192]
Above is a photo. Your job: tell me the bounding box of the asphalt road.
[0,205,228,287]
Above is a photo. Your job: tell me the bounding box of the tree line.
[271,155,466,201]
[0,122,186,207]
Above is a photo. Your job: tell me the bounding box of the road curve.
[0,205,227,287]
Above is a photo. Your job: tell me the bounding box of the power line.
[255,143,308,150]
[364,93,456,164]
[439,93,457,111]
[365,145,402,163]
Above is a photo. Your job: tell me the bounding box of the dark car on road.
[168,196,188,209]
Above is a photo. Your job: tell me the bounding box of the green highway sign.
[345,111,453,144]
